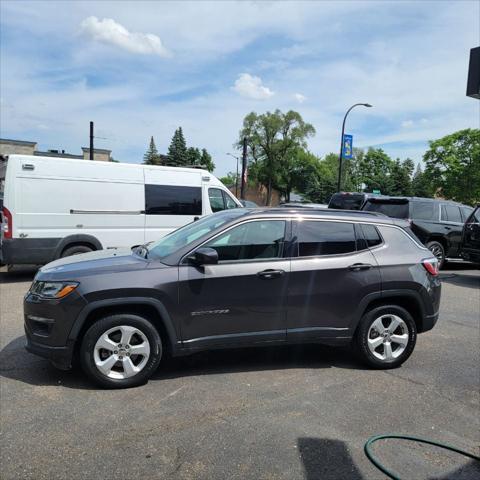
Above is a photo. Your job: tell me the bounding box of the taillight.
[422,258,439,276]
[2,207,12,239]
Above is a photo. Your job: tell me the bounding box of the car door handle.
[348,263,372,271]
[257,269,285,279]
[444,226,452,230]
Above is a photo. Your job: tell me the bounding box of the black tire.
[61,245,93,258]
[80,314,162,389]
[354,305,417,369]
[426,240,445,269]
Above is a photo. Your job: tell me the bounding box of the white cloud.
[401,119,414,128]
[80,16,170,57]
[232,73,274,100]
[294,93,307,103]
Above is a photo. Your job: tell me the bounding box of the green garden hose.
[364,434,480,480]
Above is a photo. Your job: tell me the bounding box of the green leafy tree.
[358,148,394,194]
[167,127,188,166]
[389,158,414,196]
[143,136,161,165]
[219,171,239,187]
[423,129,480,205]
[411,164,434,197]
[237,110,315,205]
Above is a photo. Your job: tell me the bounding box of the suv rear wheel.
[354,305,417,369]
[80,314,162,388]
[426,240,445,269]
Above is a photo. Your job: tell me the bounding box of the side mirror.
[187,247,218,266]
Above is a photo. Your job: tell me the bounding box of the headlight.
[30,281,79,299]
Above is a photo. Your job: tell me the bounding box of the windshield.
[364,200,409,219]
[148,209,247,260]
[329,193,365,210]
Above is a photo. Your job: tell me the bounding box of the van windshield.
[329,193,365,210]
[363,200,409,219]
[148,209,248,260]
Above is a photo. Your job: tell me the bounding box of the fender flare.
[53,234,103,260]
[351,289,426,333]
[68,297,180,351]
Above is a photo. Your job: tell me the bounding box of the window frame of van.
[180,218,293,265]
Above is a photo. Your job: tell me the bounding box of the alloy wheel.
[93,325,150,379]
[367,314,409,361]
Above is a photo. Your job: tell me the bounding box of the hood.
[38,248,154,280]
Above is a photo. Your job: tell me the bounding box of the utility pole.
[89,121,94,160]
[240,137,247,200]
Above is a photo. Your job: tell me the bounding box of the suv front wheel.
[80,314,162,388]
[354,305,417,369]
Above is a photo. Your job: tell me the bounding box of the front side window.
[461,206,474,221]
[209,188,239,212]
[145,185,202,215]
[204,220,286,262]
[441,205,462,223]
[297,221,356,256]
[411,202,436,221]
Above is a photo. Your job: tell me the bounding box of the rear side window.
[441,204,462,223]
[461,206,473,221]
[412,202,437,221]
[145,184,202,215]
[361,224,383,247]
[363,201,409,219]
[297,221,356,256]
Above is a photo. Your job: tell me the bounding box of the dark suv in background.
[362,196,473,267]
[461,205,480,264]
[24,208,441,388]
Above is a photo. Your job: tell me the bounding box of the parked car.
[328,192,372,210]
[0,154,241,266]
[461,205,480,264]
[362,196,473,267]
[25,208,441,388]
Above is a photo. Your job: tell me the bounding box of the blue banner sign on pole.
[343,134,353,159]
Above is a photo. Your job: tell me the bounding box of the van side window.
[208,188,225,213]
[441,205,462,223]
[145,185,202,215]
[361,224,382,247]
[412,202,436,221]
[297,221,356,256]
[209,188,238,212]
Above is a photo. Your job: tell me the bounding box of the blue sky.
[0,0,479,176]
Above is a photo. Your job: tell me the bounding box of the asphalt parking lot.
[0,262,479,480]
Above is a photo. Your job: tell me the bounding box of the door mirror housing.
[187,247,218,266]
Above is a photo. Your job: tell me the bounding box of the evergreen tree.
[143,136,160,165]
[186,147,202,166]
[167,127,188,166]
[200,148,215,172]
[411,164,434,198]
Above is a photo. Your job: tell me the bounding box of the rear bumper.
[421,310,439,333]
[25,333,75,370]
[2,237,60,265]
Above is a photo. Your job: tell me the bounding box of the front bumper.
[25,334,75,370]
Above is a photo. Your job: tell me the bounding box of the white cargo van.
[0,155,241,265]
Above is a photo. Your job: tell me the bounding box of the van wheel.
[426,241,445,269]
[61,245,93,257]
[80,314,162,389]
[354,305,417,369]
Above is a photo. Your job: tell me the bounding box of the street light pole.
[226,153,240,197]
[337,103,372,192]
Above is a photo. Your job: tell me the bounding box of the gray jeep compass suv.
[24,208,441,388]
